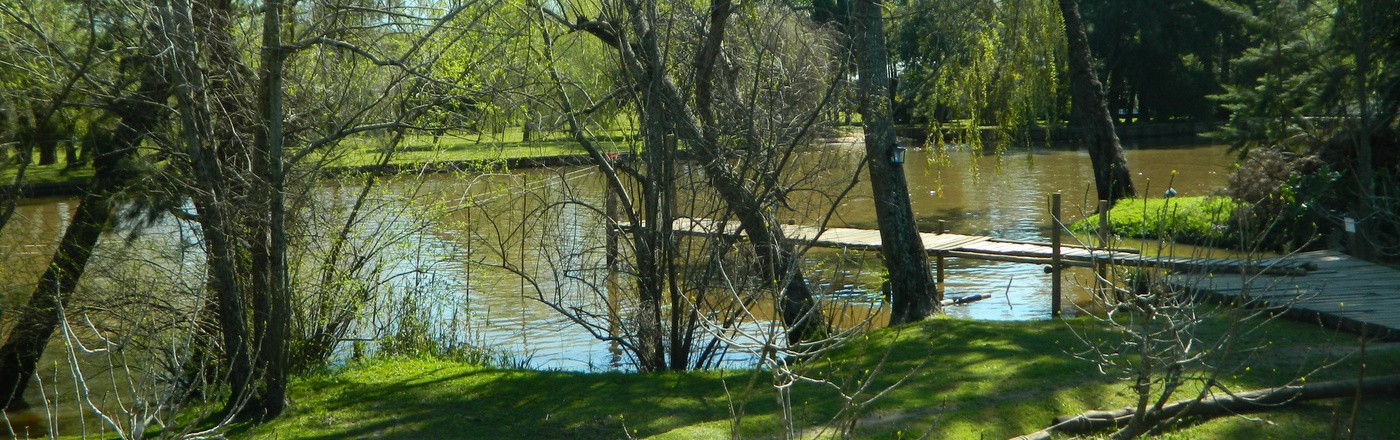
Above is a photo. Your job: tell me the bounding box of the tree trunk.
[852,0,937,324]
[0,65,168,411]
[63,139,78,166]
[535,12,672,370]
[35,121,58,166]
[0,189,110,410]
[634,83,670,372]
[565,0,825,347]
[248,0,290,419]
[1058,0,1135,205]
[157,0,257,417]
[1345,0,1378,261]
[680,0,823,344]
[191,197,254,415]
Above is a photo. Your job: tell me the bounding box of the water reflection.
[2,139,1238,378]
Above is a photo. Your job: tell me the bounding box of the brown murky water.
[1,137,1239,433]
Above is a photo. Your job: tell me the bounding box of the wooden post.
[1345,217,1362,257]
[605,183,618,271]
[1096,200,1109,299]
[1051,192,1062,317]
[936,254,946,286]
[466,199,473,286]
[936,220,946,286]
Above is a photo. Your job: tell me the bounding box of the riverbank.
[2,123,1216,200]
[0,130,630,199]
[229,317,1397,439]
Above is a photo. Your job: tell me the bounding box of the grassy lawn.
[235,316,1399,439]
[0,160,94,186]
[1070,196,1239,247]
[324,130,635,169]
[1,129,632,188]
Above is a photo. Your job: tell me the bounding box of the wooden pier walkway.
[632,217,1114,263]
[629,217,1304,275]
[1169,250,1400,340]
[622,217,1400,339]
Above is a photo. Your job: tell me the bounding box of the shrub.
[1222,147,1331,252]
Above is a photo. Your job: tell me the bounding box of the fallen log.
[1010,374,1400,440]
[941,293,990,307]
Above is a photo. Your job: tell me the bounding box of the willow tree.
[890,0,1134,204]
[891,0,1066,151]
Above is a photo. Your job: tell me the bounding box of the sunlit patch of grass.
[3,130,638,189]
[328,129,636,169]
[235,317,1398,439]
[1070,196,1239,247]
[0,156,94,186]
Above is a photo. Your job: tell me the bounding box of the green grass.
[1070,196,1239,247]
[2,129,632,189]
[325,129,635,169]
[234,316,1399,439]
[0,158,94,186]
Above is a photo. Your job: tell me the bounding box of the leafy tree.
[156,0,507,420]
[889,0,1066,148]
[1,0,509,424]
[1080,0,1247,123]
[1213,0,1399,258]
[0,0,172,410]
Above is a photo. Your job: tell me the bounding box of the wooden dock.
[624,214,1400,339]
[1169,250,1400,340]
[630,217,1116,262]
[627,217,1303,275]
[621,215,1397,339]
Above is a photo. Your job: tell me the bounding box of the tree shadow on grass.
[787,317,1122,438]
[236,315,1394,439]
[238,362,751,439]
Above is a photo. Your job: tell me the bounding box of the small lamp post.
[889,143,907,165]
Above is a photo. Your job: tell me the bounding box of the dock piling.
[605,184,618,270]
[1050,192,1062,317]
[936,220,947,286]
[1096,200,1110,300]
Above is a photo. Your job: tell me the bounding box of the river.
[0,137,1236,433]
